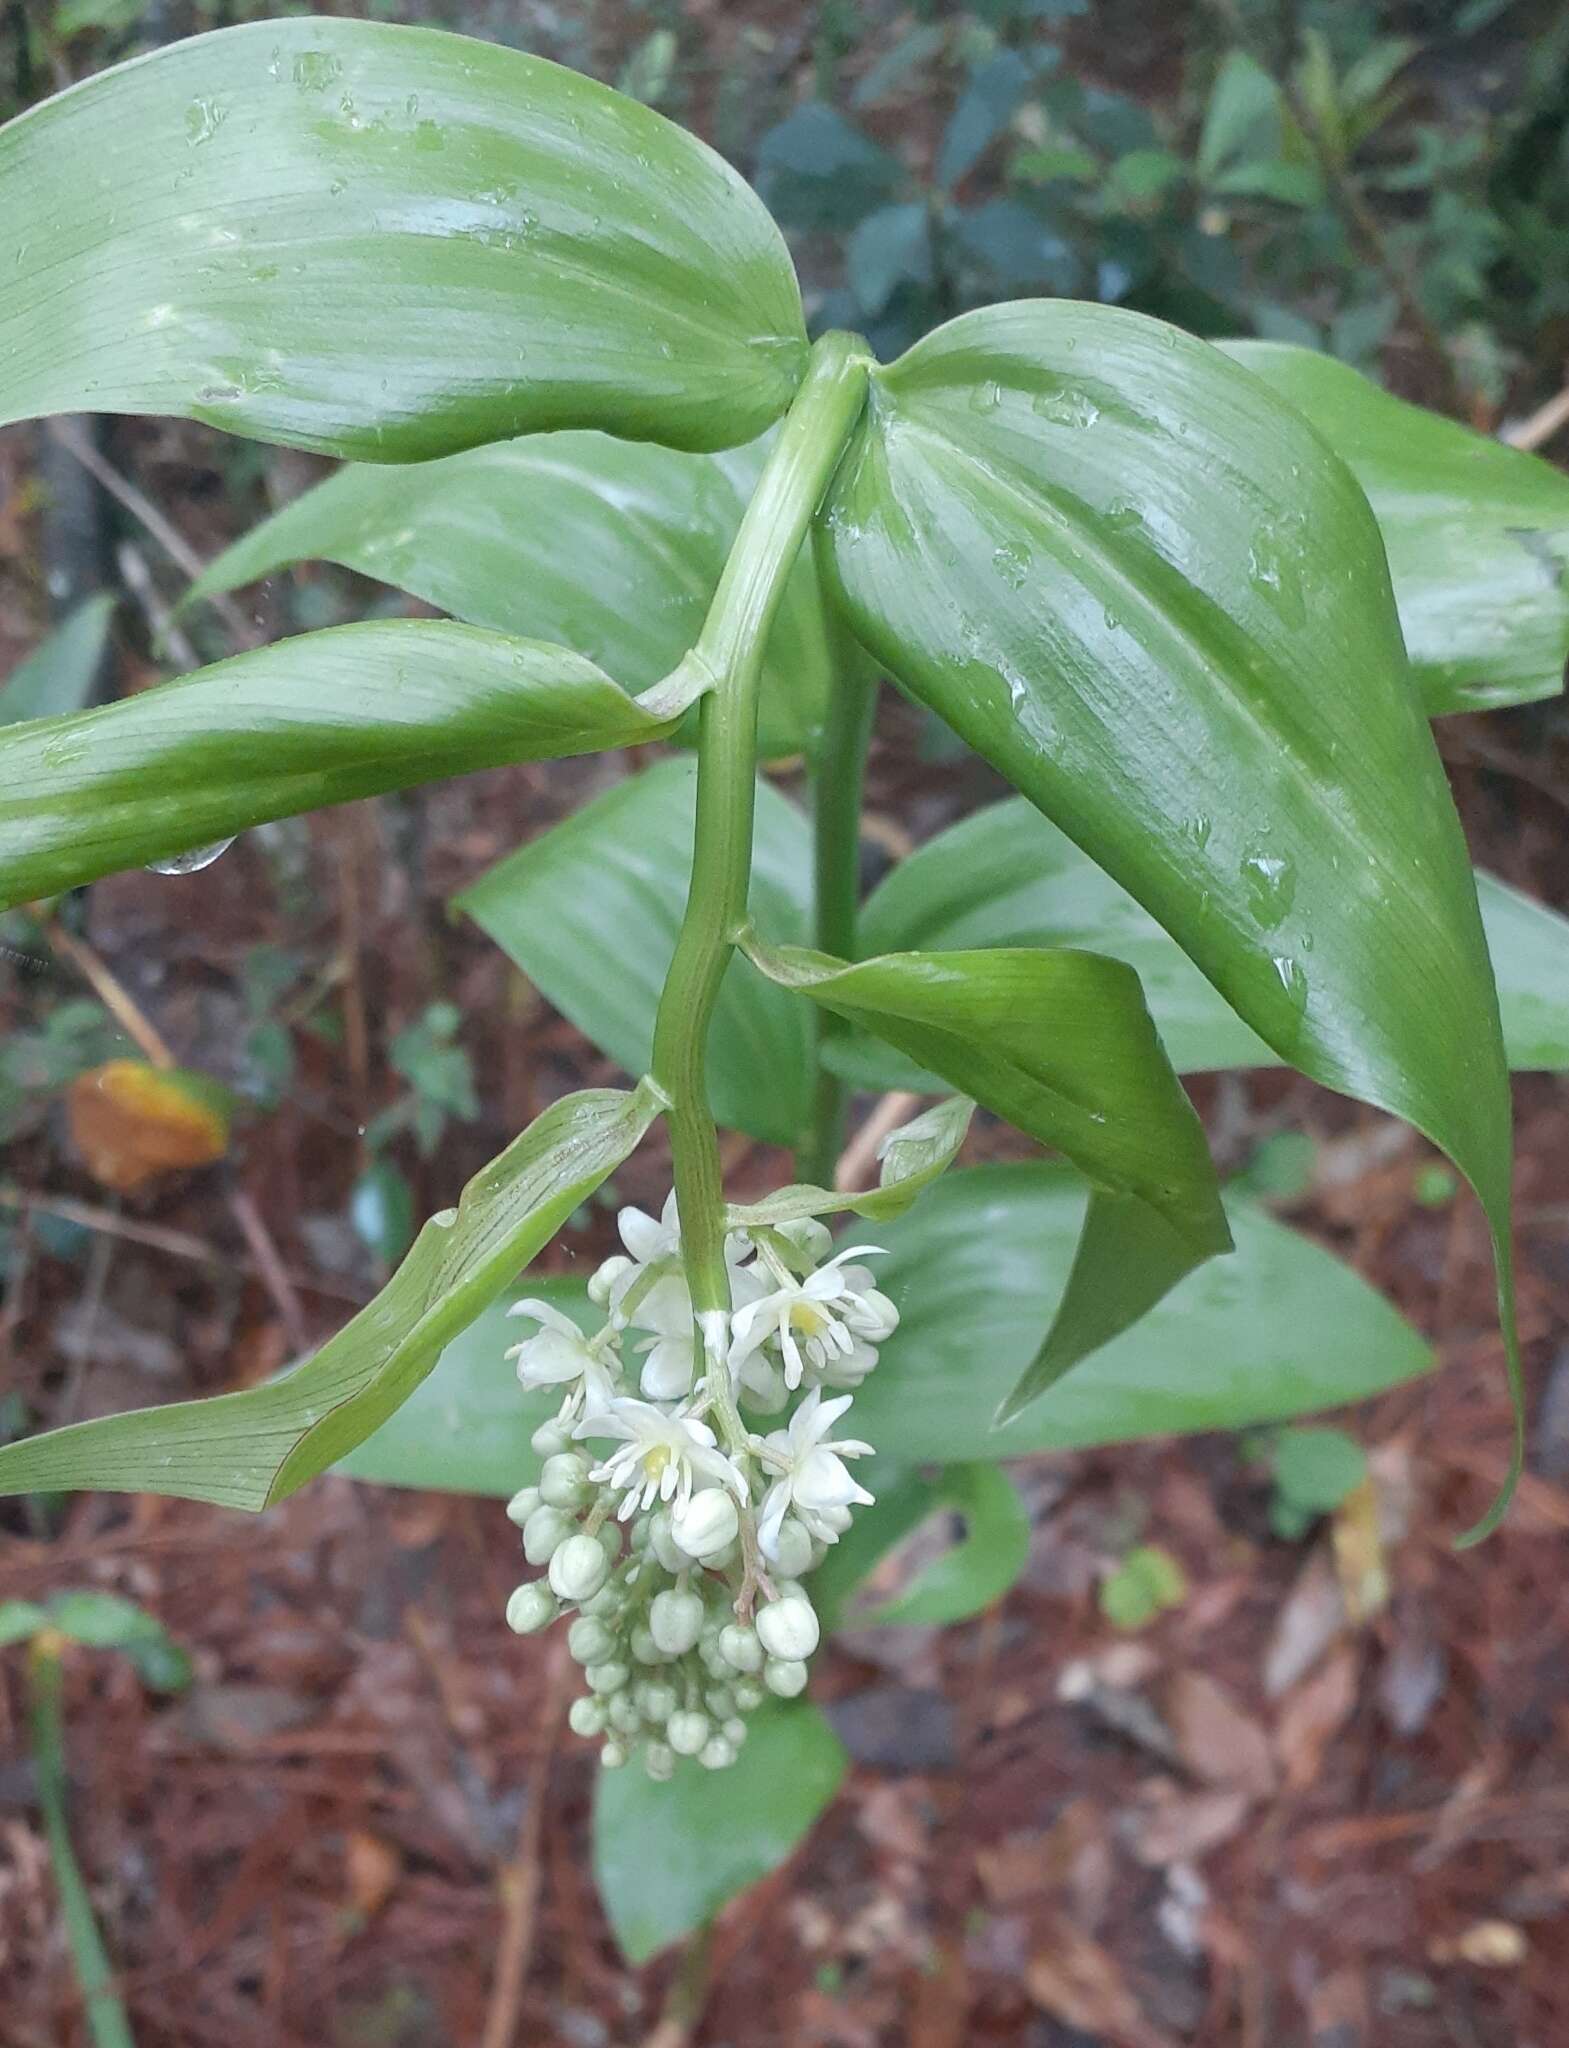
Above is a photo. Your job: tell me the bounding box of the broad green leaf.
[0,620,705,910]
[0,1084,659,1508]
[186,431,832,759]
[1221,341,1569,713]
[39,1591,193,1690]
[1100,1543,1187,1628]
[741,930,1232,1396]
[0,20,806,458]
[0,1600,50,1645]
[854,1163,1432,1463]
[0,596,114,727]
[592,1701,846,1962]
[816,301,1520,1533]
[852,800,1569,1075]
[724,1095,973,1229]
[457,758,813,1147]
[1272,1425,1367,1513]
[853,1464,1030,1628]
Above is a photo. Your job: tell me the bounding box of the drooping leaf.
[725,1095,973,1230]
[1221,340,1569,713]
[592,1701,846,1962]
[852,1464,1031,1628]
[815,301,1520,1533]
[456,757,813,1147]
[185,431,833,759]
[848,799,1569,1075]
[852,1163,1432,1463]
[0,1083,659,1509]
[0,595,114,727]
[0,620,706,910]
[0,19,806,458]
[741,931,1232,1395]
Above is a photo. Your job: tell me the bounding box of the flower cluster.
[500,1195,898,1778]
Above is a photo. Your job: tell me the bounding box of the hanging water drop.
[146,836,235,876]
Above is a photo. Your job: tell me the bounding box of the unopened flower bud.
[549,1533,610,1603]
[568,1695,606,1739]
[723,1716,747,1746]
[505,1485,542,1527]
[764,1656,808,1698]
[667,1709,710,1757]
[699,1735,737,1770]
[705,1684,735,1717]
[581,1584,623,1619]
[756,1595,820,1661]
[635,1680,678,1723]
[540,1452,592,1509]
[568,1616,617,1665]
[505,1582,557,1634]
[670,1489,739,1561]
[588,1253,632,1307]
[648,1510,689,1574]
[630,1625,666,1665]
[732,1678,765,1711]
[600,1740,628,1769]
[644,1742,675,1781]
[522,1504,574,1565]
[768,1517,815,1579]
[531,1418,572,1458]
[719,1623,764,1675]
[777,1217,833,1267]
[585,1661,629,1694]
[650,1589,705,1656]
[597,1521,623,1562]
[607,1691,642,1735]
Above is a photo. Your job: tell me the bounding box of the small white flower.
[598,1191,758,1346]
[729,1245,897,1391]
[754,1387,874,1556]
[577,1397,746,1521]
[506,1299,618,1417]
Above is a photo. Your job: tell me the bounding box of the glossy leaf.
[816,301,1518,1530]
[593,1701,846,1962]
[850,799,1569,1075]
[0,595,114,727]
[186,431,833,759]
[853,1464,1030,1628]
[742,930,1232,1395]
[854,1164,1432,1463]
[1221,341,1569,714]
[457,758,813,1146]
[0,1084,659,1508]
[0,21,806,459]
[725,1095,973,1229]
[0,620,705,911]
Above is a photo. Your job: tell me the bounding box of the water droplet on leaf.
[1241,849,1296,928]
[146,837,235,876]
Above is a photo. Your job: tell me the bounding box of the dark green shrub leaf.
[0,1084,659,1508]
[0,621,705,910]
[0,20,806,458]
[0,596,114,727]
[754,103,901,231]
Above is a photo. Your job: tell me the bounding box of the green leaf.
[0,1600,50,1646]
[0,620,705,911]
[815,301,1521,1536]
[1196,49,1281,184]
[592,1701,846,1962]
[854,1464,1030,1628]
[754,103,901,232]
[853,1164,1432,1464]
[0,1084,659,1509]
[186,431,831,760]
[936,48,1034,192]
[42,1591,193,1690]
[853,800,1569,1075]
[726,1095,973,1230]
[1272,1425,1367,1512]
[0,596,114,727]
[0,19,806,458]
[1220,341,1569,713]
[1100,1543,1186,1628]
[847,203,934,319]
[741,930,1232,1400]
[457,758,813,1147]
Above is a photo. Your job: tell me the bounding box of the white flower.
[754,1388,874,1557]
[729,1245,898,1391]
[506,1299,618,1417]
[577,1397,746,1521]
[592,1191,757,1356]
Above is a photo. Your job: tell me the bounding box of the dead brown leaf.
[1276,1646,1359,1794]
[1124,1780,1251,1867]
[1165,1669,1276,1798]
[1025,1914,1178,2048]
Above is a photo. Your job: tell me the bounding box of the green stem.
[28,1636,137,2048]
[804,591,878,1187]
[650,333,870,1397]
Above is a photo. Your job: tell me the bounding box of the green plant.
[1,14,1567,1964]
[1264,1423,1368,1539]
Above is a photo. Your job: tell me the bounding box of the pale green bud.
[568,1695,606,1739]
[540,1452,592,1509]
[549,1533,610,1603]
[505,1582,557,1635]
[648,1510,689,1574]
[705,1684,735,1718]
[630,1625,666,1665]
[581,1585,623,1619]
[607,1691,642,1735]
[649,1589,705,1657]
[769,1517,815,1580]
[635,1680,678,1723]
[585,1661,629,1695]
[757,1595,819,1661]
[644,1742,675,1782]
[567,1616,617,1666]
[732,1678,765,1711]
[719,1623,764,1675]
[764,1656,809,1698]
[600,1740,628,1769]
[505,1485,542,1527]
[522,1504,574,1566]
[669,1489,739,1561]
[699,1735,737,1771]
[667,1709,710,1757]
[531,1418,572,1458]
[723,1716,747,1746]
[588,1253,632,1307]
[597,1520,624,1562]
